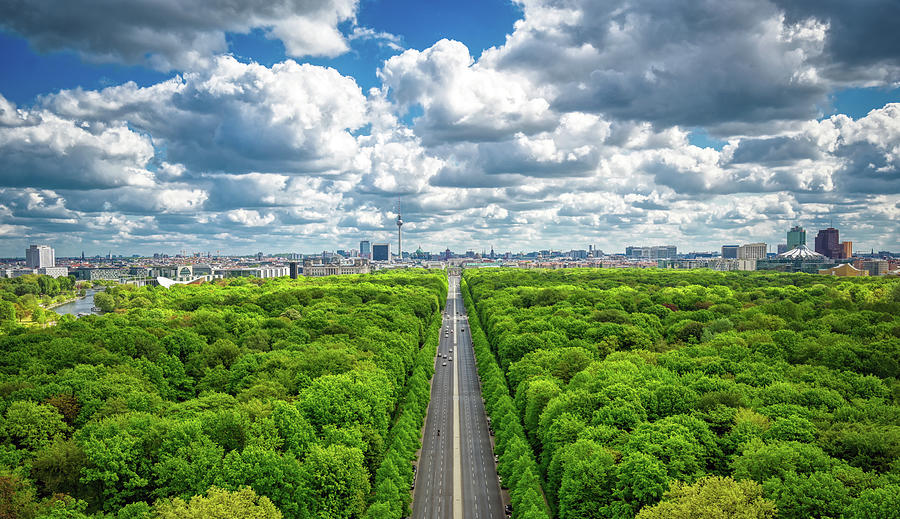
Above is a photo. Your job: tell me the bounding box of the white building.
[738,243,767,260]
[214,266,289,278]
[26,245,55,268]
[38,267,68,278]
[303,258,370,277]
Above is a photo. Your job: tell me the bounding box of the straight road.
[412,275,504,519]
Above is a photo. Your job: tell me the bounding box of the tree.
[153,486,281,519]
[0,301,15,322]
[614,452,669,515]
[2,401,68,451]
[300,443,370,519]
[845,485,900,519]
[93,291,115,313]
[635,476,776,519]
[557,440,616,519]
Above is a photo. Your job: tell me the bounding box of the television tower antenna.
[396,198,403,263]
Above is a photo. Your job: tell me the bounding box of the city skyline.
[1,0,899,256]
[0,219,894,259]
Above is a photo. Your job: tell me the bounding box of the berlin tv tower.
[396,198,403,263]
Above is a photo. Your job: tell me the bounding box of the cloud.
[0,0,359,70]
[224,209,277,227]
[1,4,899,255]
[476,0,835,128]
[44,56,368,174]
[348,26,404,51]
[380,39,555,144]
[0,113,156,190]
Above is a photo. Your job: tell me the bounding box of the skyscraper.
[25,245,54,268]
[396,201,403,263]
[372,243,390,261]
[840,241,852,259]
[815,228,841,259]
[787,225,806,250]
[359,240,371,259]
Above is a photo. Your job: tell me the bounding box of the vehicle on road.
[442,362,447,366]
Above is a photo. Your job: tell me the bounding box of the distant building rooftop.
[776,244,825,260]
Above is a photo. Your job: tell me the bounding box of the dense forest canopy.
[463,268,900,519]
[0,271,447,518]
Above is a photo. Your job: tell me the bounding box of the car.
[489,428,494,436]
[448,357,453,361]
[461,327,465,331]
[449,348,453,353]
[442,362,447,366]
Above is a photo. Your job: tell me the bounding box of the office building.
[787,226,806,250]
[860,259,889,276]
[303,258,370,277]
[840,241,852,259]
[777,244,789,255]
[359,240,371,259]
[738,243,767,260]
[625,245,677,259]
[815,228,841,259]
[26,245,55,268]
[372,243,390,262]
[214,266,288,279]
[721,245,739,259]
[659,258,757,271]
[37,267,68,278]
[72,267,127,281]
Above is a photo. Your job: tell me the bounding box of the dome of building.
[777,244,825,259]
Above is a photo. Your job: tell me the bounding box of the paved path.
[411,275,504,519]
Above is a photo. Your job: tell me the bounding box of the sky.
[0,0,899,257]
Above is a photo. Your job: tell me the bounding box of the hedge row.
[462,278,551,519]
[364,292,443,519]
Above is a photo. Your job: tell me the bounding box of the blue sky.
[0,0,898,256]
[0,0,523,105]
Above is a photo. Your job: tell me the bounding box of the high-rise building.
[787,225,806,250]
[777,243,789,255]
[372,243,390,261]
[26,245,55,268]
[840,241,852,259]
[815,228,841,259]
[738,243,767,260]
[721,245,739,259]
[359,240,371,259]
[625,245,677,259]
[396,201,403,263]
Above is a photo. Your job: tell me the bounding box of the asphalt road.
[411,275,504,519]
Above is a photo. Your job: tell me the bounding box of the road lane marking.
[452,279,463,519]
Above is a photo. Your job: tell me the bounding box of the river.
[52,288,102,317]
